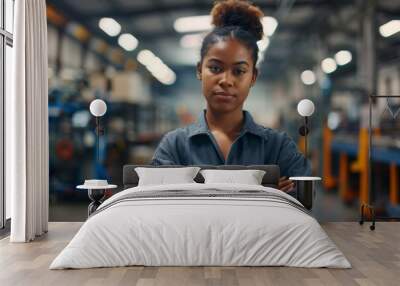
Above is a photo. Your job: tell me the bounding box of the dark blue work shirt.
[151,110,311,177]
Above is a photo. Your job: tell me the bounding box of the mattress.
[50,183,351,269]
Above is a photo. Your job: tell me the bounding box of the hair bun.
[211,0,264,41]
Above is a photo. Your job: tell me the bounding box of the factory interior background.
[2,0,400,224]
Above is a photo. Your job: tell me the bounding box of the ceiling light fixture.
[98,17,121,37]
[174,15,212,33]
[301,70,316,85]
[174,15,278,37]
[334,50,352,66]
[262,17,278,36]
[321,58,337,74]
[257,36,270,52]
[118,33,138,51]
[180,33,204,48]
[379,20,400,38]
[137,49,176,85]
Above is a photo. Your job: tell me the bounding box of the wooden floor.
[0,222,399,286]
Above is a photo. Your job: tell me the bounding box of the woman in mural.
[151,0,311,193]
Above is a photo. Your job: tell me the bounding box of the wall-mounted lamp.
[89,99,107,167]
[297,99,315,161]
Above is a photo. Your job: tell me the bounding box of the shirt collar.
[188,109,265,138]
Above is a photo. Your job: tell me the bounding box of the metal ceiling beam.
[46,0,356,45]
[74,0,353,19]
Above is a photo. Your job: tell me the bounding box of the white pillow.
[135,167,201,186]
[200,169,266,185]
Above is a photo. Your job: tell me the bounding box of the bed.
[50,165,351,269]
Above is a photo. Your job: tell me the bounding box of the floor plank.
[0,222,399,286]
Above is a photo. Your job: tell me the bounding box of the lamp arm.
[304,116,308,161]
[95,116,100,166]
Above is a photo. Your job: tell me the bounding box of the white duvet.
[50,183,351,269]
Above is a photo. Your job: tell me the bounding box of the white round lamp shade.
[297,99,315,117]
[90,99,107,117]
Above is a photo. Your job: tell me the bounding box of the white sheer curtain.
[7,0,49,242]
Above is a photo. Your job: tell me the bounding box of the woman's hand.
[278,176,295,193]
